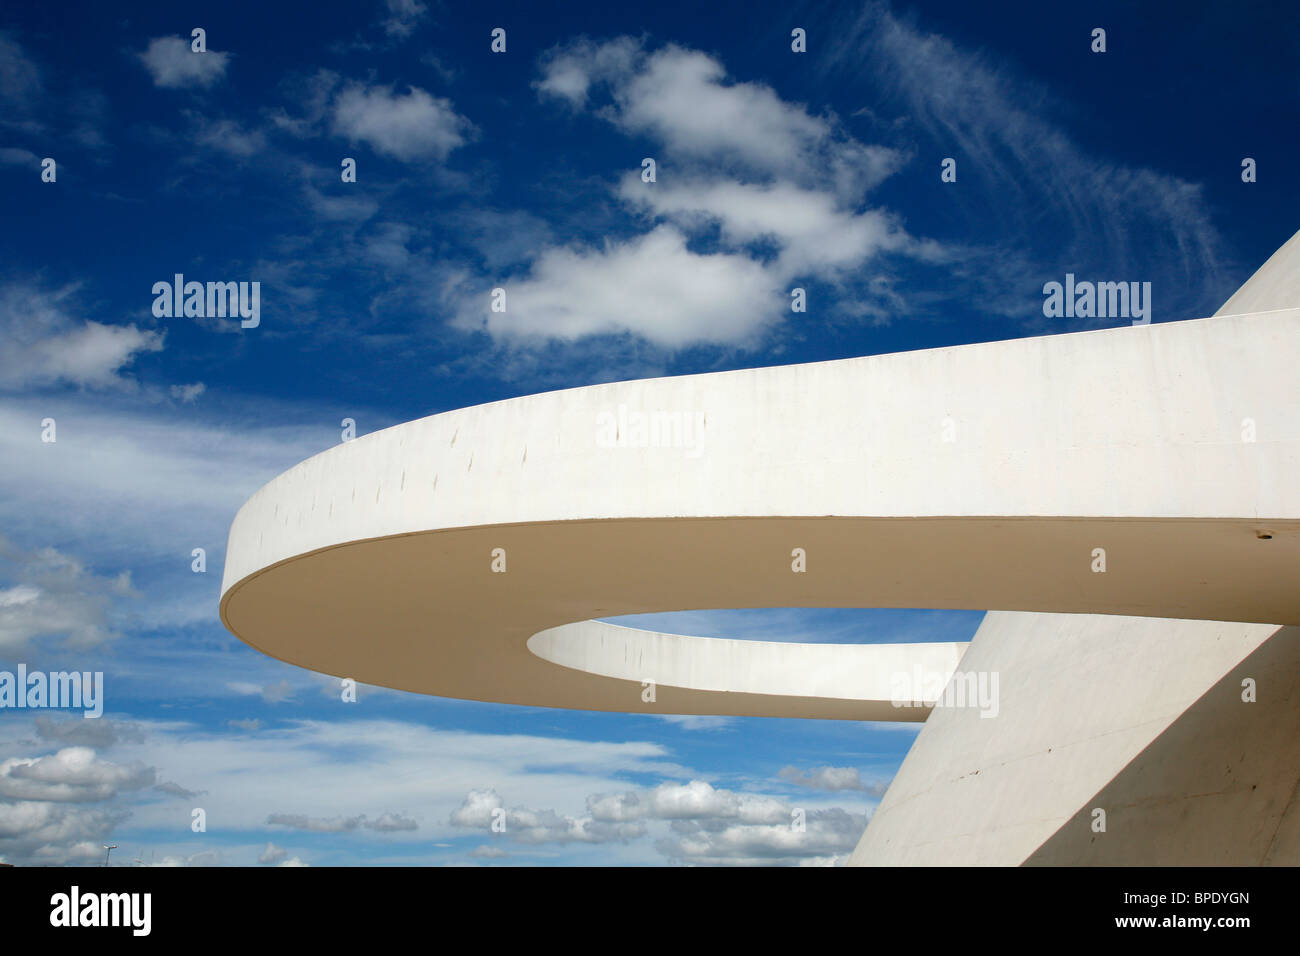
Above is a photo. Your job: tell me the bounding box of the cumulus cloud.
[453,780,868,864]
[465,37,928,349]
[657,806,866,866]
[619,177,919,279]
[451,224,780,348]
[778,766,884,794]
[0,282,162,391]
[644,780,787,823]
[0,801,129,865]
[539,39,900,191]
[0,718,681,866]
[138,36,230,88]
[0,537,134,652]
[536,36,640,108]
[450,789,644,845]
[0,747,154,803]
[258,841,288,864]
[331,83,473,161]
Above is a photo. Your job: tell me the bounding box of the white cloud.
[449,788,502,828]
[651,715,734,731]
[646,780,786,823]
[267,813,364,832]
[620,177,917,278]
[305,185,378,222]
[0,394,330,585]
[778,765,884,794]
[452,224,780,347]
[258,841,288,864]
[616,46,830,173]
[449,788,645,845]
[536,37,640,108]
[823,6,1225,321]
[138,850,224,867]
[139,37,230,89]
[227,679,295,704]
[0,747,153,803]
[0,715,877,866]
[656,806,865,865]
[0,536,134,652]
[169,382,205,403]
[192,117,265,157]
[268,70,340,138]
[0,801,127,864]
[0,147,39,166]
[487,37,931,349]
[382,0,427,38]
[0,282,162,391]
[266,810,418,832]
[456,779,869,864]
[154,780,203,800]
[539,39,900,192]
[34,716,145,749]
[332,84,472,161]
[0,32,42,129]
[369,812,418,832]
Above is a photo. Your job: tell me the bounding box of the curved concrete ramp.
[220,305,1300,718]
[221,230,1300,864]
[528,620,968,720]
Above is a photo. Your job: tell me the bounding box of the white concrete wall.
[850,614,1300,865]
[850,229,1300,865]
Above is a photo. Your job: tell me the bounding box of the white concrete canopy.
[221,228,1300,864]
[220,299,1300,719]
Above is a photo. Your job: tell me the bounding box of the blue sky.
[0,0,1296,866]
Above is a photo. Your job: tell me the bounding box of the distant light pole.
[102,844,118,867]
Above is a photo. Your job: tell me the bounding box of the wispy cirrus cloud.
[820,3,1228,324]
[381,0,428,39]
